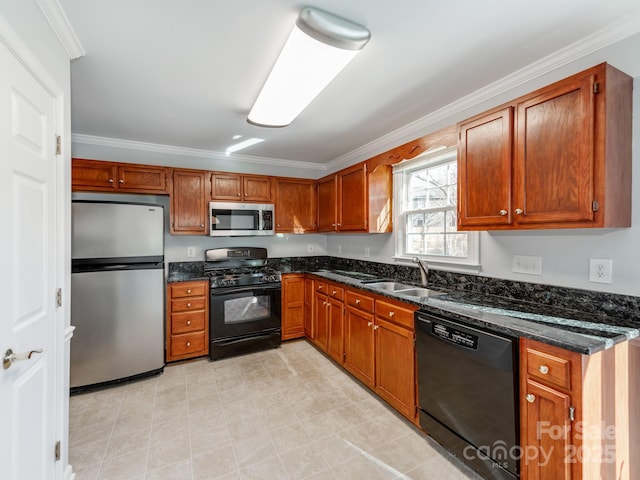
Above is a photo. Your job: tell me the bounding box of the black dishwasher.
[415,310,519,480]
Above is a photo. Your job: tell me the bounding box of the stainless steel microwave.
[209,201,275,236]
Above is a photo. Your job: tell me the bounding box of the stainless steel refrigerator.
[71,200,165,389]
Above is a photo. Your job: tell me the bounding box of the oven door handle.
[214,331,279,346]
[210,283,282,296]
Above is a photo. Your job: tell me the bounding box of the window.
[394,146,479,267]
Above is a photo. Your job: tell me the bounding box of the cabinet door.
[170,169,208,235]
[514,73,596,225]
[458,107,513,228]
[338,163,367,231]
[72,159,117,191]
[275,179,317,233]
[282,275,305,340]
[375,317,415,419]
[521,379,572,480]
[313,292,329,351]
[211,173,242,200]
[304,277,314,338]
[344,306,375,387]
[317,175,337,232]
[327,298,344,363]
[117,164,168,193]
[243,175,272,202]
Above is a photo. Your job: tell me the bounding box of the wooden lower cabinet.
[281,274,305,341]
[520,338,638,480]
[304,277,314,338]
[375,316,416,420]
[345,303,375,387]
[166,280,209,361]
[311,279,418,422]
[313,285,329,351]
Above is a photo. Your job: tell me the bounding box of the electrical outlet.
[364,246,370,258]
[186,246,196,258]
[512,255,542,275]
[589,258,612,284]
[307,244,314,253]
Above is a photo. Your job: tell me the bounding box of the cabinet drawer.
[345,290,374,313]
[171,297,206,313]
[525,347,572,390]
[170,331,206,357]
[171,311,206,334]
[170,282,207,298]
[315,281,328,294]
[375,300,415,330]
[328,285,344,301]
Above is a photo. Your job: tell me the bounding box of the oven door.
[210,283,281,340]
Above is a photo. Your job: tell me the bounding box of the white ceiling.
[60,0,640,166]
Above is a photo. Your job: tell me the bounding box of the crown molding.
[326,9,640,172]
[71,134,327,171]
[35,0,85,59]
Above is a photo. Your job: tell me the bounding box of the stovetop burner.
[204,247,281,288]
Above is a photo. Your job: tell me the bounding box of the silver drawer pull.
[355,299,361,304]
[526,393,536,403]
[186,342,191,347]
[186,289,192,294]
[499,209,507,216]
[186,320,191,326]
[187,303,191,307]
[538,365,550,375]
[3,348,43,370]
[367,322,372,327]
[388,311,395,317]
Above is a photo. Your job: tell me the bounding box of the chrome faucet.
[412,257,429,287]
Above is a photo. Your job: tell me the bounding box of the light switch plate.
[512,255,542,275]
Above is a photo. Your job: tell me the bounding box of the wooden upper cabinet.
[211,172,272,202]
[338,163,368,231]
[317,175,337,232]
[72,159,169,194]
[274,178,317,233]
[72,159,117,191]
[317,162,393,233]
[170,169,209,235]
[458,107,513,227]
[458,63,632,230]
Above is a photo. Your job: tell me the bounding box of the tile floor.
[69,340,482,480]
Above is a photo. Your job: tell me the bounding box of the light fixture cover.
[248,7,370,128]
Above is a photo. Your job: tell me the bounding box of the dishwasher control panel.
[431,321,478,350]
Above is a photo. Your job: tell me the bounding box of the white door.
[0,39,59,479]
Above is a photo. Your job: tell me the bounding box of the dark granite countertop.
[166,260,639,354]
[306,270,639,355]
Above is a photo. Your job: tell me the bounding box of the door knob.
[3,348,43,370]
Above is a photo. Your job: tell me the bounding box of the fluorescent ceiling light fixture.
[225,137,265,156]
[248,7,370,128]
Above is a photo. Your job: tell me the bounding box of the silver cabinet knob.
[237,193,241,196]
[538,365,550,374]
[374,325,379,330]
[332,290,337,295]
[186,342,191,347]
[355,299,361,304]
[3,348,43,370]
[186,289,192,294]
[108,179,114,183]
[388,311,395,317]
[119,179,124,183]
[200,224,204,228]
[186,320,191,326]
[499,210,507,216]
[187,303,191,308]
[515,208,523,215]
[526,393,536,403]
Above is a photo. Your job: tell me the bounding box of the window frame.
[393,146,480,269]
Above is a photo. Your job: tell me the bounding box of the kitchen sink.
[363,281,443,298]
[394,287,442,298]
[363,281,415,291]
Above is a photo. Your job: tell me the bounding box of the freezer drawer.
[70,267,165,388]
